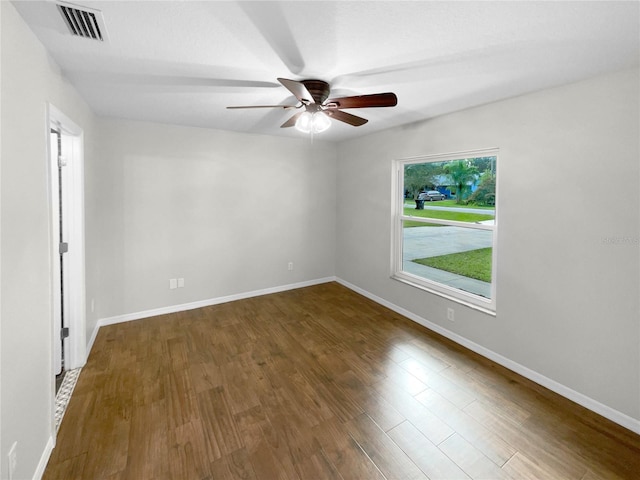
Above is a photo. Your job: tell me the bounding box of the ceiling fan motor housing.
[301,80,331,104]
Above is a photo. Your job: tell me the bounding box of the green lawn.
[412,248,492,282]
[404,220,443,228]
[403,207,494,225]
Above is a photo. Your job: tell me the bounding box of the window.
[392,149,498,313]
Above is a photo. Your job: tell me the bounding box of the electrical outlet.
[8,441,17,480]
[447,308,455,322]
[177,278,184,288]
[288,262,294,271]
[90,299,95,313]
[169,278,177,289]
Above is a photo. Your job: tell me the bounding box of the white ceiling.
[13,0,640,142]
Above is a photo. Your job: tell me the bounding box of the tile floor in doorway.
[55,368,81,431]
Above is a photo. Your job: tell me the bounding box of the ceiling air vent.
[57,2,107,41]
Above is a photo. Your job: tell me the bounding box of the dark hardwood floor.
[44,282,640,479]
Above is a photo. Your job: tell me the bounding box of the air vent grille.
[57,2,105,41]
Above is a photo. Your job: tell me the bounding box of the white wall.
[335,68,640,426]
[0,2,96,479]
[85,119,337,326]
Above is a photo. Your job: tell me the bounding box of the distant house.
[432,174,479,198]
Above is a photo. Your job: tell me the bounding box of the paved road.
[403,226,493,259]
[402,225,493,298]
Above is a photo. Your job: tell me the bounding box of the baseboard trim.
[89,277,337,346]
[336,278,640,435]
[86,317,100,361]
[33,435,54,480]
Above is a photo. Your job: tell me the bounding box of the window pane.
[402,221,493,299]
[403,157,496,224]
[396,152,497,310]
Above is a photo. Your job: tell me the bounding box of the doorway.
[47,105,87,399]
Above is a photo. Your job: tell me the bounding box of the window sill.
[391,273,496,317]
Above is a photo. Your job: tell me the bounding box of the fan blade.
[326,92,397,109]
[327,110,368,127]
[70,71,280,90]
[281,112,304,128]
[238,2,305,75]
[227,105,299,110]
[278,78,315,104]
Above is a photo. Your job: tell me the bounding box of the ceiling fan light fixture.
[295,111,331,134]
[313,112,331,133]
[295,111,312,133]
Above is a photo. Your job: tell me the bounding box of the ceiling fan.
[227,78,398,133]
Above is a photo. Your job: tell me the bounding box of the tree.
[444,159,479,204]
[471,156,496,175]
[404,163,441,199]
[467,172,496,206]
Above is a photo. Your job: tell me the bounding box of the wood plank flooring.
[44,282,640,479]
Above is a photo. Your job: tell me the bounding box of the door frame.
[47,104,87,380]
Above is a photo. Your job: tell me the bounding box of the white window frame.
[391,148,498,314]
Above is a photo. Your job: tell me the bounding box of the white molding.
[398,147,500,165]
[392,273,495,316]
[94,276,337,329]
[86,316,101,361]
[33,436,54,480]
[66,129,87,370]
[336,278,640,435]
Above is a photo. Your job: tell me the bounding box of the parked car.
[418,190,446,201]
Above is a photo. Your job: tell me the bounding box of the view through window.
[393,150,498,311]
